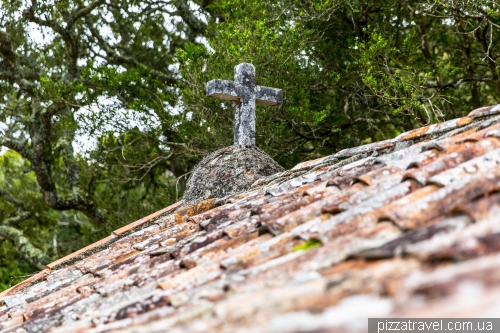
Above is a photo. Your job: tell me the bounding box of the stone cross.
[206,63,282,148]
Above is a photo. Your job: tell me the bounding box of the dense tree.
[0,0,213,288]
[0,0,499,290]
[179,0,500,168]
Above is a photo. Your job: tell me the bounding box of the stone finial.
[206,63,282,148]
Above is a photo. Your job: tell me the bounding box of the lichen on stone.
[182,146,284,205]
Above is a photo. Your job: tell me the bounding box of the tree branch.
[4,212,32,227]
[86,24,177,84]
[173,0,208,39]
[474,23,500,92]
[0,226,48,270]
[0,189,25,209]
[423,77,495,90]
[0,136,35,160]
[0,31,17,66]
[68,0,106,29]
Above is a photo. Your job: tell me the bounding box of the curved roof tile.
[2,105,500,332]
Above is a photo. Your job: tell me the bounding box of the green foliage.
[178,0,346,167]
[293,239,322,252]
[0,242,36,292]
[0,151,97,275]
[0,0,212,291]
[178,0,500,168]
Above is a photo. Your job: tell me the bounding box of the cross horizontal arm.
[255,86,282,106]
[206,79,239,101]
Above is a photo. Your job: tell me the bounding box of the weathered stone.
[206,63,282,148]
[183,64,284,204]
[183,146,284,205]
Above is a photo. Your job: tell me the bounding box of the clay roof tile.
[5,104,500,333]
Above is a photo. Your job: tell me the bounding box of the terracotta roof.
[2,104,500,332]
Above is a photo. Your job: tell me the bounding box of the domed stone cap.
[183,146,284,205]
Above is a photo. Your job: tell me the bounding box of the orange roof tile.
[2,103,500,333]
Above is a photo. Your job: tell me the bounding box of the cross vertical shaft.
[233,63,256,148]
[206,63,283,148]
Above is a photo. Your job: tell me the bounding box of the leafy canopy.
[178,0,500,169]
